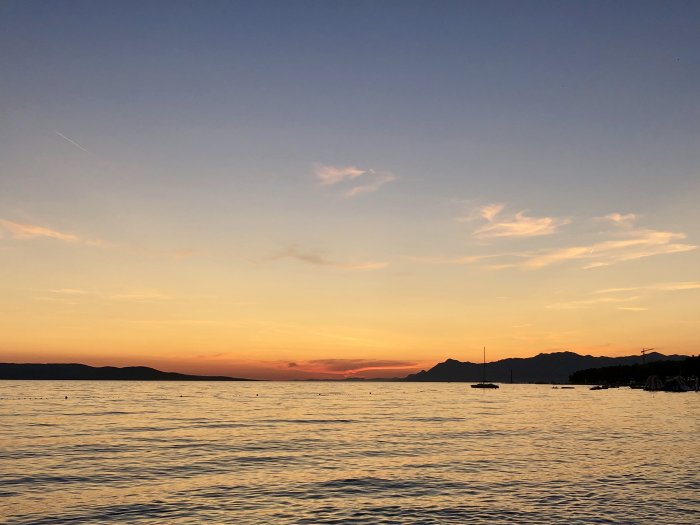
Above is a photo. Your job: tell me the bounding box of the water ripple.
[2,383,698,524]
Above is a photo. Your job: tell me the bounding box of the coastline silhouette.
[0,363,252,381]
[403,351,688,384]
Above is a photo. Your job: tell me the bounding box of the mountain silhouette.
[403,351,688,383]
[0,363,252,381]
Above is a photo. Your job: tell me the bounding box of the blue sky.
[3,1,698,210]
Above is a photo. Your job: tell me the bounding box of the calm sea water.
[1,382,698,524]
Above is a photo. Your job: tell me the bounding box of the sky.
[1,1,699,379]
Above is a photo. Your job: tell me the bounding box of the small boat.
[590,385,608,390]
[643,375,664,392]
[661,376,690,393]
[471,347,499,389]
[472,382,499,389]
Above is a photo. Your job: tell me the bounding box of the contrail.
[55,131,90,153]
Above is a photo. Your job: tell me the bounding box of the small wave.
[263,418,355,425]
[403,416,465,422]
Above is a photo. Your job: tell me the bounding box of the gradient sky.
[1,1,699,379]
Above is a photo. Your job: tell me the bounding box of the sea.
[1,382,698,524]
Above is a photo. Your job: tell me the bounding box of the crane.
[641,348,655,364]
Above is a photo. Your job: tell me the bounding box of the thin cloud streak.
[278,358,420,376]
[596,282,700,294]
[479,229,694,270]
[0,218,114,248]
[617,307,648,312]
[409,252,531,266]
[313,163,397,198]
[134,246,196,259]
[0,219,195,258]
[0,219,81,243]
[461,203,570,239]
[269,247,388,271]
[650,282,700,291]
[108,290,174,302]
[524,230,696,269]
[313,164,366,185]
[55,131,90,153]
[599,212,638,228]
[342,171,397,198]
[550,281,700,312]
[306,358,418,372]
[418,211,696,270]
[547,295,641,310]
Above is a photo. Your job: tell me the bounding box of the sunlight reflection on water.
[1,382,698,524]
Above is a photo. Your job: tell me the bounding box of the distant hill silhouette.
[570,356,699,385]
[403,351,688,383]
[0,363,252,381]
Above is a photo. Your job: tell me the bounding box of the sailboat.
[471,347,499,389]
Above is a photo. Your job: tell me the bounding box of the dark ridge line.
[402,351,691,383]
[0,363,254,381]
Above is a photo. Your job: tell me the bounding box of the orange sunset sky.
[1,2,699,379]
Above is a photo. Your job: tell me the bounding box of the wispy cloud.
[650,281,700,291]
[133,246,196,259]
[313,163,397,198]
[525,229,696,269]
[284,358,419,376]
[270,247,388,271]
[409,252,530,267]
[479,203,505,223]
[596,281,700,294]
[314,164,366,185]
[33,296,81,306]
[161,248,195,259]
[39,288,227,307]
[419,211,696,270]
[55,131,90,153]
[477,228,693,270]
[461,203,570,239]
[617,306,648,312]
[343,172,397,198]
[49,288,93,295]
[599,212,638,228]
[547,295,641,310]
[309,359,418,373]
[0,219,114,248]
[0,219,195,259]
[109,290,174,302]
[548,280,699,312]
[0,219,81,243]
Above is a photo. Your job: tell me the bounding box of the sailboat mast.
[483,346,486,382]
